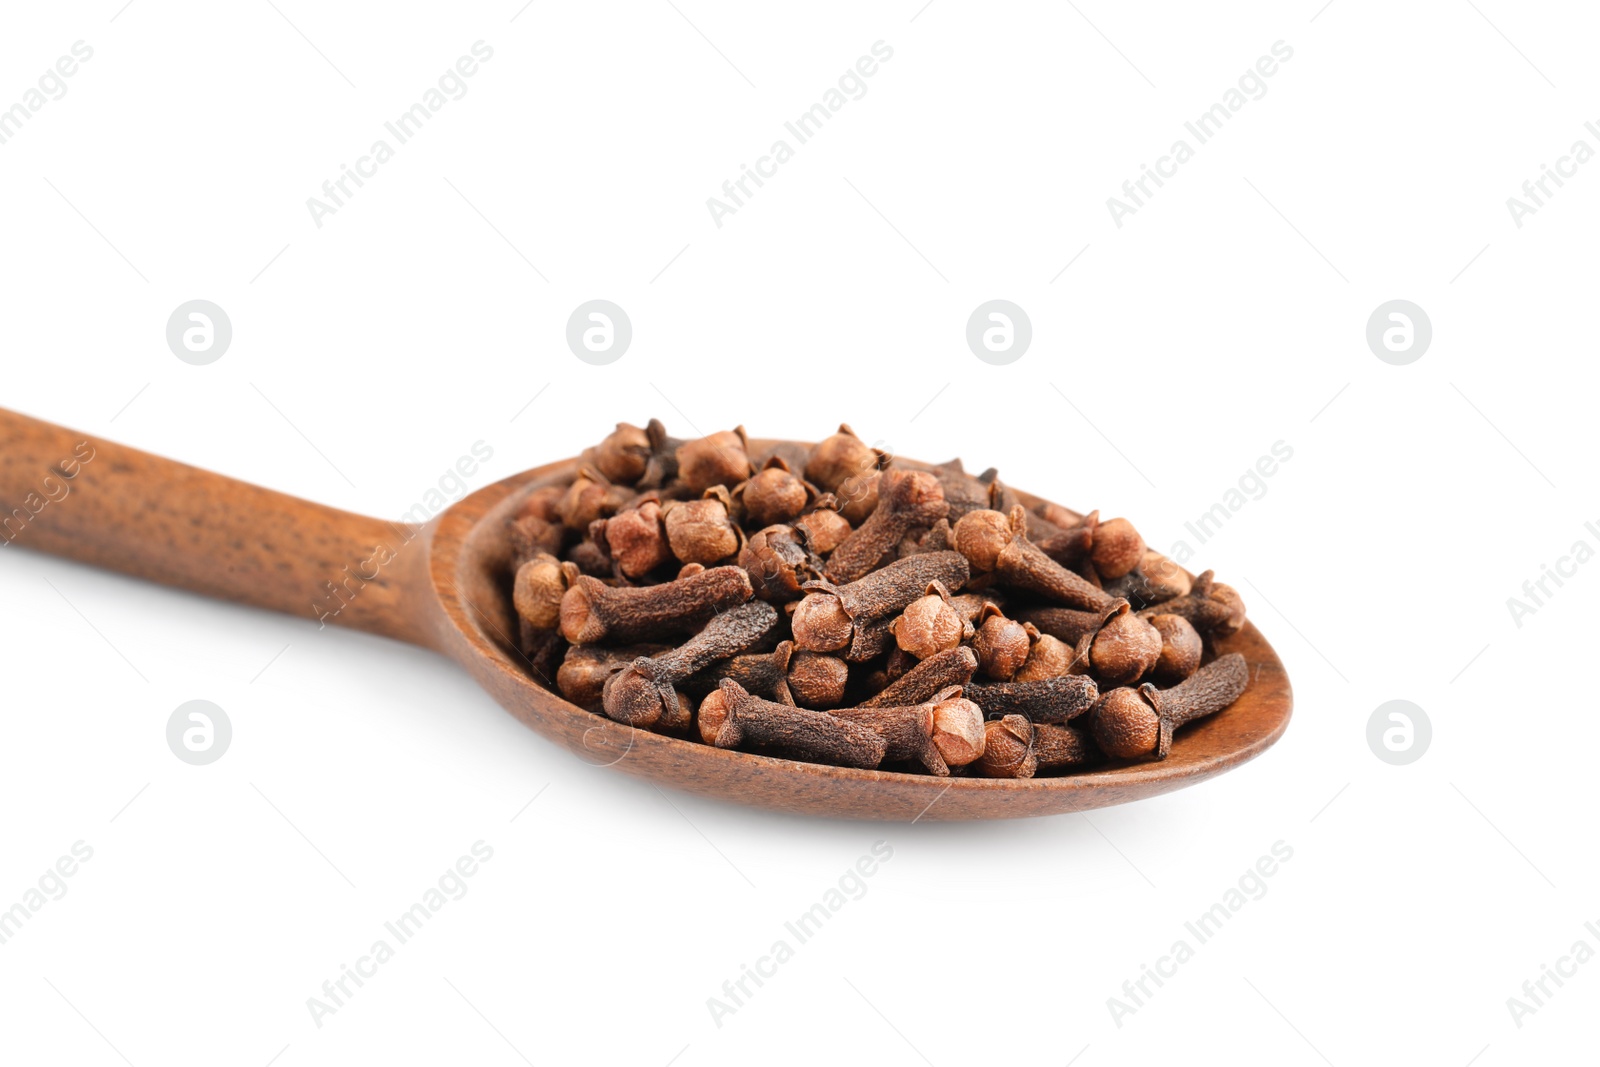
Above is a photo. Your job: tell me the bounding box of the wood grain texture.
[0,408,436,648]
[0,410,1293,820]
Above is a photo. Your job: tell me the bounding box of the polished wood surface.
[0,408,1292,820]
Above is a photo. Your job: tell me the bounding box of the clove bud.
[858,646,979,709]
[964,675,1100,724]
[602,601,779,730]
[676,427,752,495]
[1137,570,1245,639]
[792,552,969,654]
[971,604,1031,681]
[739,524,824,603]
[1090,652,1249,760]
[953,506,1118,613]
[560,565,753,644]
[805,424,884,493]
[664,487,743,565]
[889,580,972,660]
[512,553,571,633]
[1147,613,1203,684]
[699,680,887,768]
[977,717,1098,779]
[557,642,669,710]
[737,457,812,528]
[825,469,948,584]
[599,498,670,579]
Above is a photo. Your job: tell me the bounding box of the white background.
[1,1,1594,1063]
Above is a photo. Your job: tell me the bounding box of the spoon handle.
[0,407,438,649]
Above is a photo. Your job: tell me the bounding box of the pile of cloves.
[506,421,1252,779]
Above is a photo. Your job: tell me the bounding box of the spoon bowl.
[0,410,1292,820]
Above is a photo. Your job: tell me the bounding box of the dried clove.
[953,506,1119,613]
[676,428,752,494]
[637,418,685,490]
[977,717,1098,779]
[825,469,948,584]
[739,524,824,602]
[1090,652,1249,760]
[590,422,653,485]
[599,497,670,579]
[889,580,973,660]
[699,680,888,768]
[557,643,670,710]
[560,466,633,530]
[1102,550,1192,610]
[737,456,812,528]
[977,715,1036,778]
[1137,570,1245,639]
[804,424,884,493]
[685,642,848,710]
[793,496,852,556]
[564,535,612,578]
[834,468,881,526]
[560,565,753,644]
[898,517,953,558]
[1037,511,1145,580]
[928,459,995,524]
[1013,627,1078,682]
[1147,613,1203,684]
[510,487,567,565]
[858,646,979,708]
[602,601,779,730]
[1085,610,1163,688]
[792,551,970,654]
[685,640,802,705]
[1011,600,1155,685]
[512,553,571,632]
[786,651,849,709]
[664,487,743,565]
[971,604,1031,681]
[964,675,1100,724]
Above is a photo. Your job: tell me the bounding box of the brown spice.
[676,427,752,494]
[977,717,1098,778]
[952,506,1117,612]
[602,601,779,729]
[664,487,743,565]
[1087,610,1162,687]
[970,604,1031,681]
[599,498,670,579]
[824,469,948,584]
[804,424,884,493]
[858,646,979,708]
[557,643,670,710]
[512,553,570,632]
[1013,627,1077,682]
[738,457,811,528]
[1090,652,1248,760]
[964,675,1100,724]
[976,715,1036,779]
[792,551,970,653]
[699,680,887,768]
[559,467,632,530]
[591,422,653,485]
[889,580,972,660]
[739,524,824,602]
[786,651,849,709]
[793,496,852,556]
[1137,570,1245,638]
[559,564,753,644]
[1148,613,1202,684]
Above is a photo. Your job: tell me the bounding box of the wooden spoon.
[0,408,1291,820]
